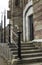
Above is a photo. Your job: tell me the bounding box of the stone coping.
[21,39,42,43]
[32,39,42,43]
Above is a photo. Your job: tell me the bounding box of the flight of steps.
[8,42,42,65]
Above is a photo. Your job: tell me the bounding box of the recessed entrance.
[29,15,34,41]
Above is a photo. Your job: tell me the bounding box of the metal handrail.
[11,27,22,59]
[8,24,22,59]
[12,39,18,48]
[11,26,18,48]
[12,31,18,38]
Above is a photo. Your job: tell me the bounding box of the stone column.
[23,14,26,42]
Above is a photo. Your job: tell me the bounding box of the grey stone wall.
[33,0,42,39]
[9,0,28,41]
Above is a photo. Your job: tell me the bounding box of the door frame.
[23,0,33,42]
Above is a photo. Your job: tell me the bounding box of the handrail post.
[8,24,11,44]
[17,31,22,59]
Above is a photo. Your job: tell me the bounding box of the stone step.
[22,47,36,49]
[13,62,42,65]
[13,56,42,64]
[21,44,35,47]
[10,47,38,51]
[8,43,34,46]
[8,43,42,64]
[9,44,36,49]
[8,43,32,45]
[8,43,33,45]
[22,44,35,47]
[13,52,42,59]
[9,45,35,48]
[21,43,33,45]
[12,49,42,54]
[13,52,42,56]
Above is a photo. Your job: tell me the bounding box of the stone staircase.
[8,42,42,65]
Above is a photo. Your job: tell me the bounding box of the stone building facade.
[8,0,42,42]
[33,0,42,39]
[8,0,29,42]
[6,24,10,43]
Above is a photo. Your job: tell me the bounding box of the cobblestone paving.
[0,56,8,65]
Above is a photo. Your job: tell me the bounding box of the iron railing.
[11,26,22,59]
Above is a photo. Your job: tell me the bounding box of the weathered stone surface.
[9,0,42,40]
[0,56,8,65]
[9,0,28,41]
[33,0,42,39]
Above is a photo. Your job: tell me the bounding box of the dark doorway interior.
[29,15,34,41]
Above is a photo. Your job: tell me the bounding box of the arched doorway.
[23,0,34,42]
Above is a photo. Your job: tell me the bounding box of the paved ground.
[0,56,8,65]
[13,62,42,65]
[0,56,42,65]
[29,63,42,65]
